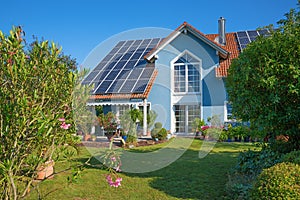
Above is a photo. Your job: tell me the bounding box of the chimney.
[218,17,226,45]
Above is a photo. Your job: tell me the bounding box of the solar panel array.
[82,38,163,95]
[235,29,270,51]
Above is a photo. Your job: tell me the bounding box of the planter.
[36,160,54,180]
[105,131,115,141]
[91,136,97,142]
[122,135,127,141]
[83,134,91,141]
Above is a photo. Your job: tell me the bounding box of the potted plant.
[140,110,157,136]
[91,134,97,142]
[120,129,127,141]
[99,112,117,140]
[192,118,205,136]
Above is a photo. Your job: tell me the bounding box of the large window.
[174,105,201,133]
[173,52,200,93]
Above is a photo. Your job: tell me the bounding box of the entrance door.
[174,105,201,133]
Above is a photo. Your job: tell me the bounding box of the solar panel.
[119,80,137,93]
[127,68,144,80]
[239,37,250,45]
[247,30,258,37]
[106,80,125,93]
[258,29,270,36]
[140,68,154,79]
[235,29,269,51]
[82,38,162,95]
[237,31,247,38]
[94,80,113,93]
[132,79,149,93]
[105,70,119,80]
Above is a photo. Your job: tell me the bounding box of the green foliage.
[225,126,251,141]
[226,4,300,151]
[0,27,82,199]
[234,149,283,176]
[225,174,253,200]
[251,162,300,199]
[98,112,117,132]
[126,134,137,143]
[219,130,229,141]
[119,109,137,142]
[151,122,167,140]
[282,150,300,164]
[73,70,97,136]
[192,118,205,132]
[140,110,157,131]
[129,108,143,122]
[154,122,162,129]
[204,128,221,140]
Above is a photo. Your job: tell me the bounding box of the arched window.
[173,52,200,93]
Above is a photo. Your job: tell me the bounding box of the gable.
[144,22,230,63]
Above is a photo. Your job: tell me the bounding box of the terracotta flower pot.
[36,160,55,180]
[83,134,91,141]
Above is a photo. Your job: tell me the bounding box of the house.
[82,18,268,135]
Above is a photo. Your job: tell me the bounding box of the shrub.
[151,122,167,140]
[225,173,253,200]
[204,128,221,140]
[251,162,300,199]
[219,130,229,141]
[192,118,205,132]
[157,128,168,140]
[126,135,137,143]
[154,122,162,129]
[282,150,300,164]
[235,148,283,175]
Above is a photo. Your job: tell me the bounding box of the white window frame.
[171,50,202,95]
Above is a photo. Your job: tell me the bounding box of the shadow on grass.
[123,144,240,200]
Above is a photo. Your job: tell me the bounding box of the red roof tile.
[206,33,240,77]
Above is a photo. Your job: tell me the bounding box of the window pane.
[188,105,201,132]
[174,65,186,92]
[188,64,200,92]
[174,105,185,133]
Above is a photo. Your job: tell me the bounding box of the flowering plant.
[100,142,123,188]
[98,112,117,133]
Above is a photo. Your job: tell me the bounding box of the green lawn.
[25,139,256,200]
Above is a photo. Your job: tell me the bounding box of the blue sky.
[0,0,297,66]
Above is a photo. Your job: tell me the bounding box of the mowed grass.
[25,139,256,200]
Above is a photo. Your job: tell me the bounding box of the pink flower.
[201,125,210,131]
[60,122,71,130]
[111,157,116,162]
[115,165,121,172]
[58,118,65,122]
[106,175,122,188]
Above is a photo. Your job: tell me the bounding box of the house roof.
[83,22,267,100]
[144,22,230,62]
[81,38,163,101]
[90,69,158,100]
[206,32,240,77]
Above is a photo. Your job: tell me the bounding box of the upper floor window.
[173,52,200,93]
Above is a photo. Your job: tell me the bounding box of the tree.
[0,27,81,199]
[226,2,300,152]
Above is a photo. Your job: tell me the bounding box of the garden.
[1,3,300,200]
